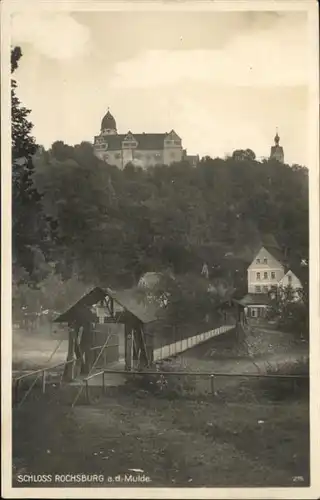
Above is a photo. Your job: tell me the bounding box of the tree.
[232,149,256,162]
[267,285,309,341]
[30,138,308,304]
[11,47,55,285]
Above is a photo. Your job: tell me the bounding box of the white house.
[244,245,304,318]
[247,246,285,295]
[278,270,303,301]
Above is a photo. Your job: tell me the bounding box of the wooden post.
[63,326,76,382]
[85,380,90,404]
[210,375,215,396]
[42,370,46,394]
[125,323,133,371]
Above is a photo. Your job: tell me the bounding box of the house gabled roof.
[262,246,287,267]
[281,266,308,288]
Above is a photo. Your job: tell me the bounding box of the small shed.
[233,293,270,320]
[54,286,164,380]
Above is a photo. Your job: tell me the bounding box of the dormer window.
[263,258,268,264]
[288,274,292,283]
[256,258,260,264]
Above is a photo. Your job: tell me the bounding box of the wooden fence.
[81,368,309,404]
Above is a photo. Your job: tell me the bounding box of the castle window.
[255,286,261,293]
[271,272,276,279]
[263,272,268,280]
[256,272,261,280]
[122,141,137,148]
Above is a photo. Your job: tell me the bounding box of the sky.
[11,8,312,166]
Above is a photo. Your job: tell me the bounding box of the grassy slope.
[12,391,309,488]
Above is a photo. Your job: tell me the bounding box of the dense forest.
[11,48,309,322]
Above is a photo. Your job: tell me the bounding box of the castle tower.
[101,108,117,135]
[270,129,284,163]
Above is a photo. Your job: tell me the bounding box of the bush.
[257,358,309,401]
[124,360,197,399]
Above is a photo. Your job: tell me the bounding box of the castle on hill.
[93,109,284,169]
[93,109,199,170]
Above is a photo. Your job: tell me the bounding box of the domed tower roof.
[274,131,280,145]
[101,109,117,132]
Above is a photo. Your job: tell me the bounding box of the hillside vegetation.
[12,47,308,317]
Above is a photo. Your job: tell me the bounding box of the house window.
[256,258,260,264]
[263,258,268,264]
[256,272,261,280]
[174,140,181,146]
[288,274,292,283]
[263,286,268,293]
[255,285,261,293]
[251,308,257,317]
[263,272,268,280]
[271,272,276,279]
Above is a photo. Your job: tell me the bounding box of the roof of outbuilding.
[54,286,163,324]
[233,293,270,307]
[106,287,162,323]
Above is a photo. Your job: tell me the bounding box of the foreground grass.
[12,389,309,488]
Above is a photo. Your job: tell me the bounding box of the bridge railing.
[154,324,235,361]
[12,343,119,405]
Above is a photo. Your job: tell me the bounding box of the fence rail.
[86,369,309,380]
[80,368,309,404]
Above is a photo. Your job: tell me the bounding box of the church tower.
[101,108,117,135]
[270,130,284,163]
